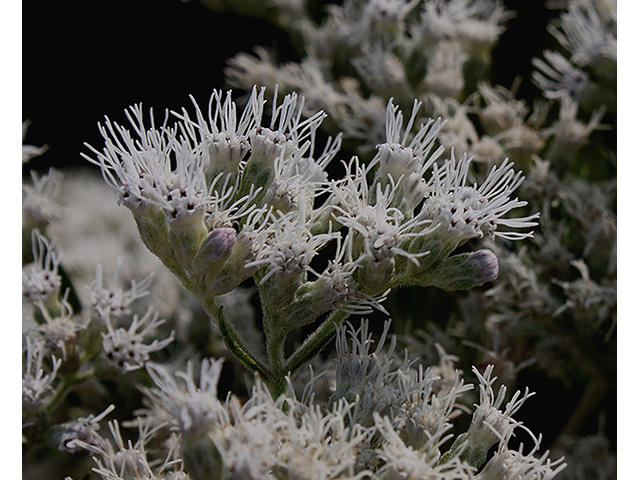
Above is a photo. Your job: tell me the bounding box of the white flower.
[417,0,512,48]
[144,358,229,437]
[312,243,391,316]
[207,383,284,479]
[249,88,326,167]
[101,308,174,372]
[532,50,590,100]
[331,157,435,269]
[22,168,63,227]
[247,206,340,284]
[22,229,61,303]
[370,98,445,212]
[468,365,536,448]
[423,41,469,99]
[421,153,539,242]
[83,104,178,212]
[393,365,473,455]
[549,1,616,68]
[477,83,529,136]
[22,338,61,412]
[331,320,406,427]
[260,132,340,213]
[174,86,264,178]
[375,413,477,479]
[74,418,186,480]
[363,0,421,28]
[29,295,87,360]
[480,441,566,480]
[86,263,154,318]
[57,404,115,453]
[272,401,372,480]
[352,46,410,99]
[542,96,606,152]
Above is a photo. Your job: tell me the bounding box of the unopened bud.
[416,249,499,291]
[192,228,237,277]
[204,232,258,296]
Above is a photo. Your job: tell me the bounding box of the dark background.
[22,0,556,172]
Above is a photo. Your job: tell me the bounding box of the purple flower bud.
[417,249,499,291]
[469,249,499,285]
[192,228,236,276]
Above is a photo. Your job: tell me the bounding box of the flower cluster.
[83,86,535,394]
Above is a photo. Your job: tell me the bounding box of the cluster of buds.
[84,86,537,394]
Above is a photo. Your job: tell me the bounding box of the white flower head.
[261,132,340,213]
[372,99,445,212]
[549,1,617,67]
[83,104,177,212]
[336,180,433,268]
[424,41,469,98]
[363,0,421,29]
[394,365,473,454]
[352,46,410,99]
[331,320,404,426]
[174,86,265,178]
[418,0,512,48]
[248,206,340,285]
[532,50,591,100]
[22,168,63,227]
[101,308,174,372]
[422,152,539,242]
[22,229,61,303]
[314,247,391,316]
[375,413,477,479]
[249,87,326,167]
[73,417,186,480]
[468,365,537,449]
[22,337,61,412]
[331,156,435,276]
[145,358,228,437]
[482,441,567,480]
[543,96,606,151]
[57,404,115,453]
[86,263,154,319]
[272,401,372,480]
[31,294,87,361]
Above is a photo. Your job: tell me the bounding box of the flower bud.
[415,249,499,291]
[204,232,258,296]
[192,228,236,277]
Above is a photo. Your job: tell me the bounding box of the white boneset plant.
[83,85,538,397]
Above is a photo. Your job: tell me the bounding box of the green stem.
[202,297,270,380]
[46,369,95,414]
[265,333,288,398]
[258,278,289,398]
[284,309,350,376]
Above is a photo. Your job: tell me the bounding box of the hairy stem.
[284,309,350,376]
[201,296,270,380]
